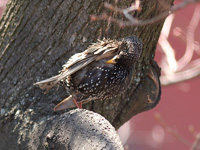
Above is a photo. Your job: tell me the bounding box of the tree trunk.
[0,0,173,149]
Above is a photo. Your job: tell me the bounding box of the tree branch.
[43,109,123,150]
[159,6,200,85]
[91,0,200,27]
[0,0,170,148]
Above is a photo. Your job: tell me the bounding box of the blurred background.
[1,0,199,149]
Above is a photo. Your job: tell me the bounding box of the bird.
[34,36,143,111]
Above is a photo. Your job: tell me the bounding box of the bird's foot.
[73,98,82,109]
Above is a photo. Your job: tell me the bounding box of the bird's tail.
[33,75,60,94]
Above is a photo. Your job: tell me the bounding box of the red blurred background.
[1,1,199,149]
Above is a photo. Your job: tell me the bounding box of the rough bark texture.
[1,109,124,150]
[0,0,173,149]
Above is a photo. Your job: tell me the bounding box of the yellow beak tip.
[106,59,117,64]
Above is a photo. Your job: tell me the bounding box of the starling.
[34,36,143,111]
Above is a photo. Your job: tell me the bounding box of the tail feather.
[33,75,60,94]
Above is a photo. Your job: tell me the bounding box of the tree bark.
[0,0,173,149]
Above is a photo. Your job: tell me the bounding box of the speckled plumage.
[34,36,143,111]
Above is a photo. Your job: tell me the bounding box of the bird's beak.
[106,58,117,64]
[106,55,119,64]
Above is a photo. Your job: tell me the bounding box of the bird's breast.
[67,63,130,101]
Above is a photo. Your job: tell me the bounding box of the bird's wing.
[63,39,119,69]
[33,56,96,93]
[34,39,119,93]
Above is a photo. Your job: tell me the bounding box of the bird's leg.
[72,98,82,109]
[78,101,82,109]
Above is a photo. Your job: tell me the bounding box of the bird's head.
[106,36,143,67]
